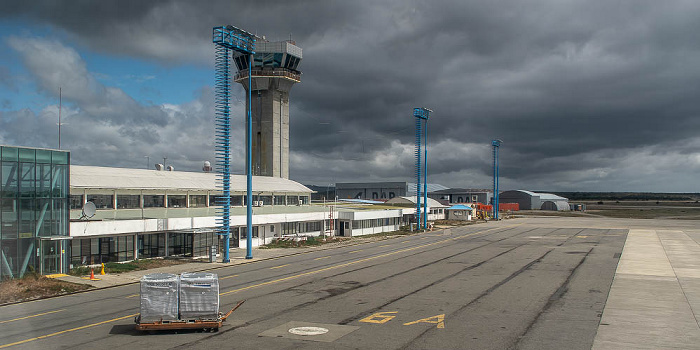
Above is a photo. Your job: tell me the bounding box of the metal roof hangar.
[498,190,570,211]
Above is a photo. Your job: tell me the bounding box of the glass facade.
[1,146,69,278]
[143,195,164,208]
[116,195,140,209]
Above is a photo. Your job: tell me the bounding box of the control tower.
[233,39,302,178]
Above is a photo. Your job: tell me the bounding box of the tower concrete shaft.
[244,78,294,178]
[234,40,301,179]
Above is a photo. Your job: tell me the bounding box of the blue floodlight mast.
[213,25,256,262]
[492,139,502,220]
[414,108,431,230]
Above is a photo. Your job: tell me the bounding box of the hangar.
[335,182,449,200]
[498,190,570,211]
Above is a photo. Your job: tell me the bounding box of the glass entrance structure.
[1,146,69,278]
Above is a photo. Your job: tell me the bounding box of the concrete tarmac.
[592,228,700,349]
[1,217,699,349]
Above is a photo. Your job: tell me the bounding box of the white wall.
[70,211,328,238]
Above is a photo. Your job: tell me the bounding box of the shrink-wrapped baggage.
[179,272,219,320]
[139,273,179,322]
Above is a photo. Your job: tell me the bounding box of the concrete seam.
[657,229,700,330]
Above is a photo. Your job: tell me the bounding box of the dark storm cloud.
[2,0,700,191]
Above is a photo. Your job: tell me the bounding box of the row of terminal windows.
[352,218,401,230]
[70,231,216,266]
[281,221,322,235]
[69,194,310,210]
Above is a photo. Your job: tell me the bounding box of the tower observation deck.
[233,39,302,178]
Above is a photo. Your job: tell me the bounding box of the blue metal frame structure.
[492,139,502,220]
[413,108,431,230]
[213,25,256,262]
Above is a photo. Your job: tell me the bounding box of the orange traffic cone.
[90,268,95,280]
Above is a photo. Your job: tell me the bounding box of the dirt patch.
[587,208,700,220]
[261,236,351,249]
[516,210,598,218]
[434,219,481,226]
[515,204,700,220]
[0,275,92,304]
[70,258,192,276]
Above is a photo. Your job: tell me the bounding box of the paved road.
[1,219,628,349]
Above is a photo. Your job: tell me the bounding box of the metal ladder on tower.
[326,204,335,236]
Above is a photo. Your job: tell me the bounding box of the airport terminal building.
[2,146,446,277]
[1,146,70,279]
[67,166,431,269]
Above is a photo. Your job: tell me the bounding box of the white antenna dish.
[155,163,164,171]
[167,165,174,171]
[81,201,96,220]
[203,161,213,172]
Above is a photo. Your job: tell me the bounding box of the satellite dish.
[81,201,96,220]
[155,163,164,171]
[167,165,174,171]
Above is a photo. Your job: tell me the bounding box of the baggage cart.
[134,300,245,332]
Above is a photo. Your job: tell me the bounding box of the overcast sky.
[1,0,699,192]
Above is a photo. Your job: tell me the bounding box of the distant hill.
[547,192,700,201]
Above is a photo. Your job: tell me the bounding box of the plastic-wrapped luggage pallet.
[140,273,179,322]
[179,272,219,320]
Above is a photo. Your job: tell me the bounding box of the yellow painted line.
[220,225,517,297]
[0,309,65,325]
[349,250,363,254]
[314,256,331,261]
[220,274,239,280]
[359,311,398,324]
[45,274,68,278]
[270,264,290,270]
[404,314,445,329]
[420,237,429,240]
[125,294,139,298]
[0,313,138,349]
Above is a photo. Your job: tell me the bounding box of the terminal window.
[87,194,114,209]
[69,195,83,209]
[117,195,140,209]
[143,195,164,208]
[189,195,207,207]
[167,195,186,208]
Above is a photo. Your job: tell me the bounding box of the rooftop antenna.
[213,24,257,262]
[58,87,62,149]
[79,201,96,220]
[413,107,431,230]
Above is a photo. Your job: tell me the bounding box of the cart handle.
[221,300,246,321]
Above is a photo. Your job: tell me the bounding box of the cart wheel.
[213,328,219,332]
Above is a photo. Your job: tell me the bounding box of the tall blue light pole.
[414,107,431,230]
[492,139,502,220]
[245,55,253,259]
[213,25,256,262]
[423,118,428,229]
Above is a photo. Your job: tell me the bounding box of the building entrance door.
[41,240,60,275]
